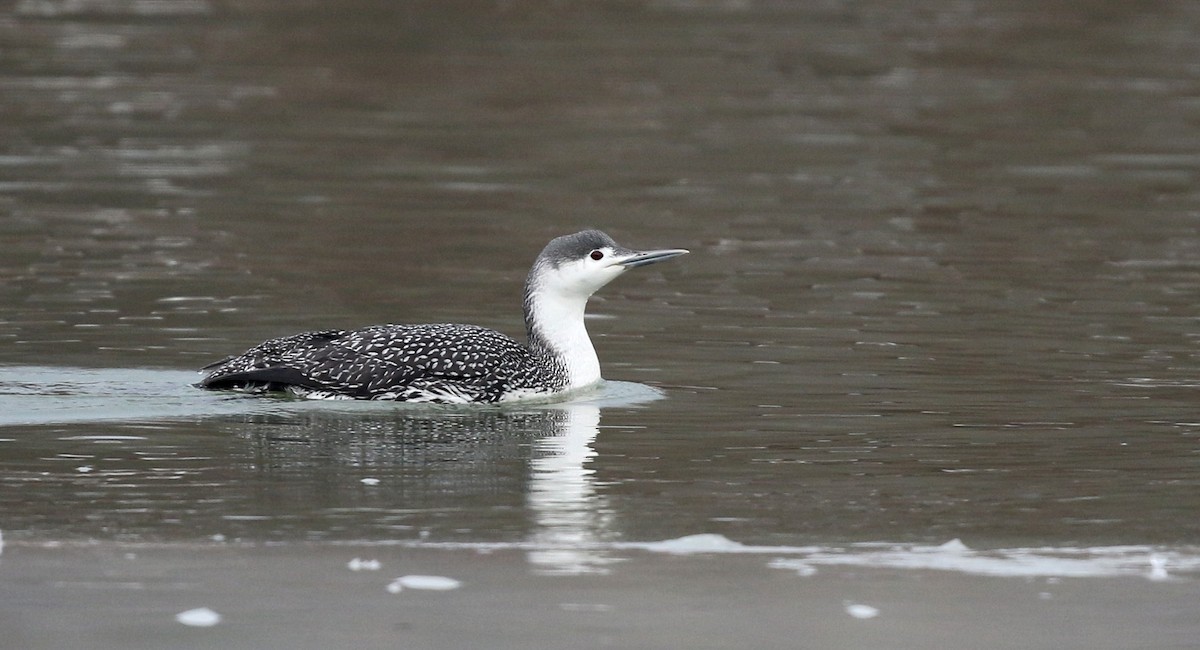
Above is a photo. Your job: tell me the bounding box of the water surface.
[3,1,1200,648]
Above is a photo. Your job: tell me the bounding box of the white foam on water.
[844,603,879,619]
[937,538,969,552]
[1148,554,1170,581]
[369,534,1200,581]
[386,575,461,593]
[767,537,1197,580]
[58,435,148,442]
[347,558,381,571]
[631,533,755,555]
[175,607,221,627]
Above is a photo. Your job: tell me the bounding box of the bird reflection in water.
[225,382,659,574]
[526,403,615,574]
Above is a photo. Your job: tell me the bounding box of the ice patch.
[938,538,969,552]
[342,534,1200,581]
[386,575,462,593]
[781,561,817,577]
[633,533,752,554]
[1148,555,1169,581]
[347,558,381,571]
[768,539,1190,580]
[360,478,380,486]
[844,603,879,619]
[175,607,221,627]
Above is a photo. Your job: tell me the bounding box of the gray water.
[3,1,1200,648]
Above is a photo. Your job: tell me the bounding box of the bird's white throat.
[526,285,602,390]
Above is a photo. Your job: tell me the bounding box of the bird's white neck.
[524,286,602,390]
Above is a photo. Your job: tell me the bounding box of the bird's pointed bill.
[615,248,690,268]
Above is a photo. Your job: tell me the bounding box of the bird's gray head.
[527,229,689,299]
[522,229,688,373]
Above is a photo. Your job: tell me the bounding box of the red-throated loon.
[197,230,688,403]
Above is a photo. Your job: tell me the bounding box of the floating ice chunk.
[1148,555,1169,581]
[348,558,381,571]
[639,534,748,554]
[360,478,381,486]
[938,538,969,552]
[844,602,879,619]
[386,575,462,593]
[766,558,817,576]
[175,607,221,627]
[616,534,814,556]
[776,541,1194,579]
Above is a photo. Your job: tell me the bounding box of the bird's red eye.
[590,250,604,260]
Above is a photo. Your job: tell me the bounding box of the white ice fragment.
[777,543,1185,579]
[210,534,226,543]
[347,558,381,571]
[175,607,221,627]
[76,465,94,473]
[387,575,462,593]
[844,602,879,619]
[1148,555,1169,581]
[361,478,380,486]
[766,558,817,576]
[642,534,748,554]
[938,538,969,552]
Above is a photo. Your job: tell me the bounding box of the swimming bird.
[197,230,688,403]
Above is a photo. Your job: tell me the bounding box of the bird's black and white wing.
[198,323,544,402]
